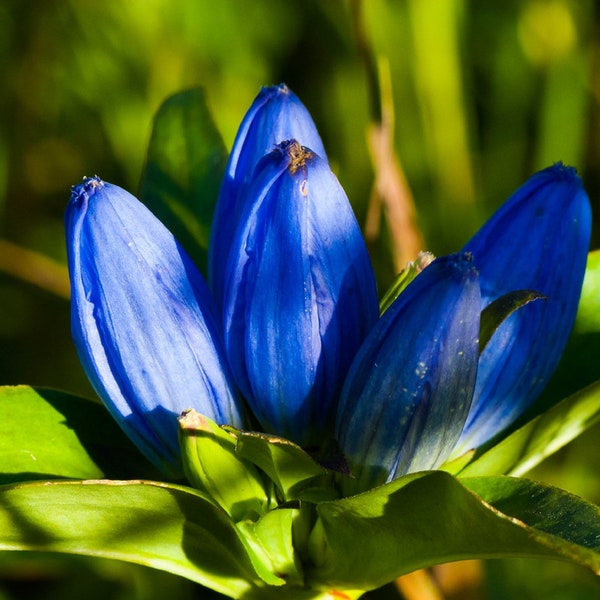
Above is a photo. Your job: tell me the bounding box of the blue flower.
[455,163,591,453]
[66,177,243,477]
[209,84,327,309]
[222,140,379,446]
[333,163,591,490]
[66,85,591,493]
[335,253,481,491]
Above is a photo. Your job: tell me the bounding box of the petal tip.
[547,161,580,182]
[70,175,105,204]
[259,82,290,100]
[439,252,479,283]
[544,162,586,196]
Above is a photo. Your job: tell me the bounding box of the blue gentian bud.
[66,177,243,477]
[209,84,327,308]
[456,163,592,452]
[222,140,379,446]
[335,254,481,492]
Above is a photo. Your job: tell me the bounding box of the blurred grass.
[1,0,599,598]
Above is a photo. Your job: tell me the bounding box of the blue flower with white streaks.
[66,84,591,493]
[221,139,379,446]
[66,177,243,477]
[334,163,590,489]
[456,163,591,453]
[209,84,327,309]
[335,252,481,491]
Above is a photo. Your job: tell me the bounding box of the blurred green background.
[1,0,599,598]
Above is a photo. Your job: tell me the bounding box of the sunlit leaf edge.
[309,471,600,590]
[0,478,265,598]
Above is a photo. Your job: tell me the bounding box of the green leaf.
[0,386,161,484]
[479,289,545,354]
[462,476,600,553]
[236,508,303,587]
[535,249,600,410]
[139,88,227,275]
[178,410,268,521]
[309,471,600,591]
[455,380,600,477]
[231,430,333,502]
[0,480,261,598]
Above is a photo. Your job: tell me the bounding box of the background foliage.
[0,0,599,598]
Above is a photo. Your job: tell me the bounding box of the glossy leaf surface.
[0,480,261,598]
[236,508,303,587]
[140,87,227,276]
[178,411,268,521]
[232,429,330,502]
[310,471,600,590]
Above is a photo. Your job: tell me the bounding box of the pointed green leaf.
[0,386,161,484]
[309,471,600,591]
[230,430,333,503]
[462,476,600,554]
[479,289,545,354]
[0,480,262,598]
[456,380,600,477]
[139,87,227,275]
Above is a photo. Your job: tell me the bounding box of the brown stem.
[350,2,425,271]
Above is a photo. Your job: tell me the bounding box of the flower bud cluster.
[66,85,591,493]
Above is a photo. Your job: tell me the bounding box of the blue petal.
[335,253,481,491]
[222,141,379,446]
[209,84,327,308]
[66,177,243,476]
[456,163,592,452]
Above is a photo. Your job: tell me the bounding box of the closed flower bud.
[210,84,327,308]
[66,177,243,477]
[456,163,592,452]
[222,140,379,446]
[336,254,481,492]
